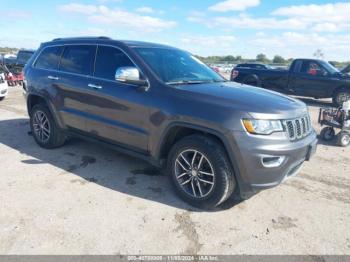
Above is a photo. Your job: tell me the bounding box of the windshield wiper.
[166,80,208,85]
[166,80,225,85]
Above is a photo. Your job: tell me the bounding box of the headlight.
[242,119,283,135]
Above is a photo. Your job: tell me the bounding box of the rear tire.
[30,104,66,149]
[0,97,4,101]
[337,132,350,147]
[167,135,235,209]
[320,127,335,141]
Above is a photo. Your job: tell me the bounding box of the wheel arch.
[333,85,350,96]
[332,86,350,106]
[27,93,64,129]
[155,123,242,182]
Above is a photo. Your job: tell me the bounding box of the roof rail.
[52,36,111,42]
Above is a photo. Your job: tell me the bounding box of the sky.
[0,0,349,61]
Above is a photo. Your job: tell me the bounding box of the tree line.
[196,53,349,68]
[0,47,18,55]
[195,54,292,64]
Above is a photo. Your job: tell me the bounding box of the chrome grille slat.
[283,115,312,141]
[301,118,306,135]
[295,119,301,138]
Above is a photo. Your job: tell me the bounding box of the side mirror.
[115,67,149,91]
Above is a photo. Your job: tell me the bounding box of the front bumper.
[228,129,317,198]
[0,82,8,97]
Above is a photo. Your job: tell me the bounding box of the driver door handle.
[88,83,103,90]
[48,76,59,80]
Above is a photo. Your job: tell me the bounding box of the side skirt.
[65,128,162,168]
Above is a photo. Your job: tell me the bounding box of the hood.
[341,66,350,74]
[174,81,308,119]
[339,72,350,78]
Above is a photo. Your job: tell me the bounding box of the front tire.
[0,96,4,101]
[333,90,350,107]
[320,127,335,141]
[167,135,235,209]
[30,104,66,149]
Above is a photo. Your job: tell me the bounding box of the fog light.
[261,156,285,168]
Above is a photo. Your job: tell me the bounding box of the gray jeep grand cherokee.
[23,37,317,209]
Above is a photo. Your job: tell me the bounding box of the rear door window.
[34,46,63,70]
[59,45,96,75]
[94,46,134,81]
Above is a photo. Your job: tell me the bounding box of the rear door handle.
[88,83,103,90]
[48,76,59,80]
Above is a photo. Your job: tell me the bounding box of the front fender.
[27,93,65,129]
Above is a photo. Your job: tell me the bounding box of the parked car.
[0,72,8,101]
[231,59,350,106]
[1,53,24,86]
[24,37,317,208]
[3,57,16,66]
[16,49,35,67]
[210,65,220,73]
[235,63,273,70]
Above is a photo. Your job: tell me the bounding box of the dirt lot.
[0,86,349,255]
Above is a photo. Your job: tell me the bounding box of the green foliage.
[195,55,246,63]
[196,54,349,69]
[256,53,269,63]
[272,55,286,64]
[0,47,18,54]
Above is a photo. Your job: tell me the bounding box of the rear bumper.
[0,82,8,97]
[228,130,318,198]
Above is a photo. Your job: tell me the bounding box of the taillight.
[231,70,239,80]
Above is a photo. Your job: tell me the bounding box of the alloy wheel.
[175,149,215,198]
[32,110,51,143]
[341,134,350,145]
[337,92,350,105]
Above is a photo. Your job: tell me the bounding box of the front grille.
[283,115,312,141]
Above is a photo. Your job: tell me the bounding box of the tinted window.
[254,65,265,69]
[59,45,95,75]
[35,46,63,70]
[94,46,134,80]
[17,51,34,64]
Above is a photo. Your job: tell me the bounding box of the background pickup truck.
[231,58,350,106]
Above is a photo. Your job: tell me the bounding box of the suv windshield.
[135,48,225,84]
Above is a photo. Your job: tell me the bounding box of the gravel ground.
[0,86,349,255]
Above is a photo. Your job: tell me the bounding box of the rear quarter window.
[34,46,63,70]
